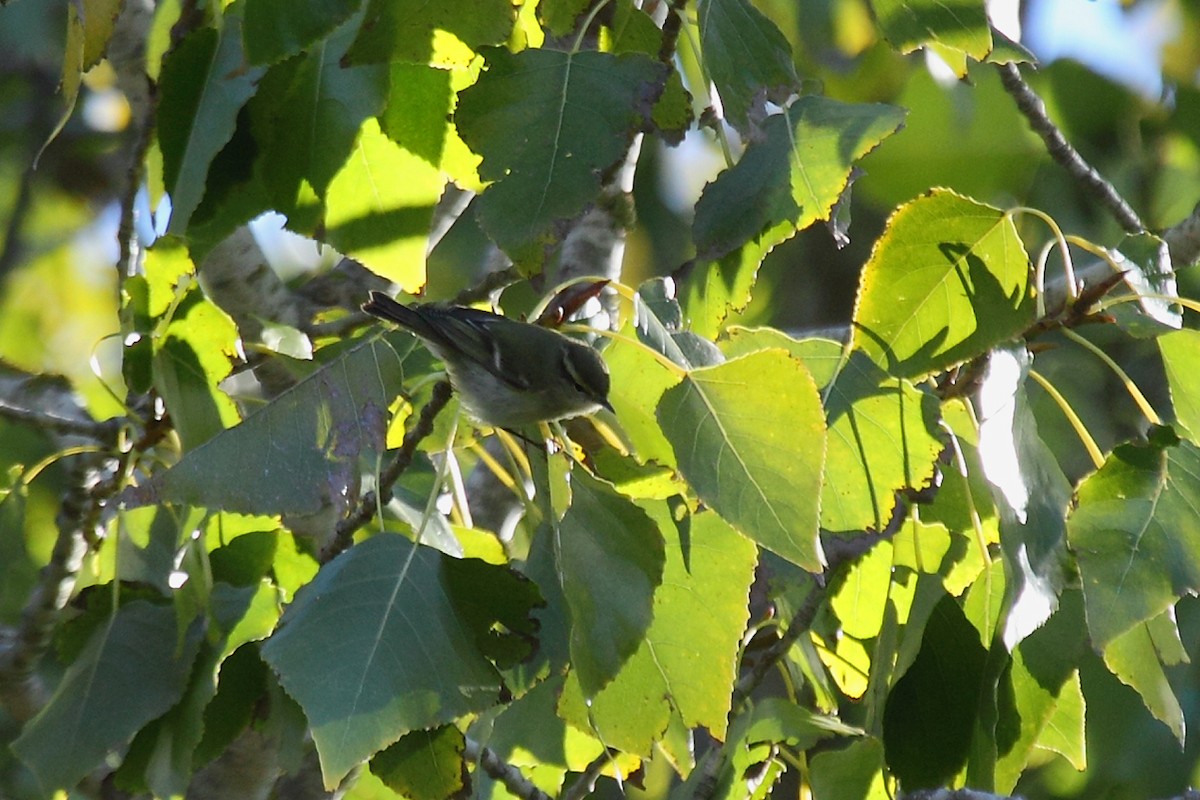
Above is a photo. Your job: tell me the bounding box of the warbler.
[362,291,613,428]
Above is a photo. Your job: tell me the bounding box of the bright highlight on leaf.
[852,189,1035,379]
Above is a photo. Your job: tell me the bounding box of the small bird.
[362,291,613,428]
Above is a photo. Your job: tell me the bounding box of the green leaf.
[870,0,992,74]
[694,97,906,261]
[1068,430,1200,649]
[1108,232,1181,336]
[323,119,444,293]
[125,332,425,516]
[1159,329,1200,443]
[556,472,665,696]
[12,602,202,795]
[345,0,514,65]
[696,0,798,133]
[481,676,608,793]
[243,0,360,65]
[882,592,987,790]
[1102,609,1188,743]
[852,189,1035,379]
[370,725,467,800]
[261,538,515,787]
[259,8,389,204]
[976,345,1071,647]
[157,7,265,233]
[683,240,767,339]
[193,644,271,768]
[810,738,888,800]
[123,582,279,797]
[378,63,481,188]
[455,48,664,265]
[658,349,827,570]
[994,590,1089,792]
[744,697,863,749]
[604,322,682,467]
[558,508,756,752]
[821,350,942,533]
[152,282,241,451]
[634,278,725,370]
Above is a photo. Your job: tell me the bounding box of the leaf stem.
[1008,206,1076,314]
[1027,369,1105,469]
[1059,327,1162,425]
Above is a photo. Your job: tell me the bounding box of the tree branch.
[464,738,553,800]
[320,379,454,563]
[995,62,1144,234]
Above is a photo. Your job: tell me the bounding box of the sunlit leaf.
[658,349,826,570]
[12,602,202,795]
[683,241,767,340]
[1109,232,1180,336]
[558,508,756,752]
[994,590,1089,791]
[261,537,532,786]
[694,97,905,261]
[821,350,942,533]
[379,63,483,189]
[696,0,798,133]
[604,322,682,467]
[259,8,389,205]
[345,0,514,65]
[1068,428,1200,649]
[153,283,241,451]
[370,725,467,800]
[1158,328,1200,443]
[871,0,992,76]
[811,738,888,800]
[852,189,1035,379]
[455,47,664,265]
[324,119,444,292]
[1102,610,1186,743]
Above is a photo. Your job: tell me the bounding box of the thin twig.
[320,380,453,562]
[0,398,121,443]
[0,452,102,722]
[562,749,616,800]
[452,265,523,306]
[464,737,553,800]
[996,62,1144,235]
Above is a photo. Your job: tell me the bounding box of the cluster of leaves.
[3,0,1200,799]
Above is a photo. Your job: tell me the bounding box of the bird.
[361,291,613,428]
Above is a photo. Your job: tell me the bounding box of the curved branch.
[996,62,1144,235]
